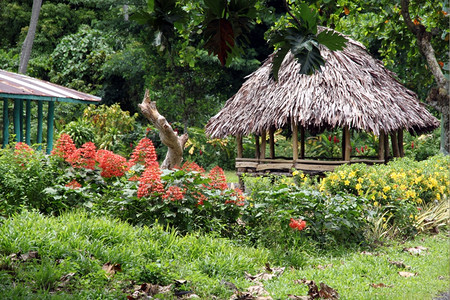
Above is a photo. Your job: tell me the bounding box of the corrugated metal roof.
[0,69,101,103]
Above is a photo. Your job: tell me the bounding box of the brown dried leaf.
[288,295,310,300]
[398,271,417,277]
[102,262,122,276]
[247,285,271,297]
[370,283,393,288]
[318,282,339,299]
[361,251,373,255]
[402,246,428,255]
[389,260,410,269]
[316,264,333,270]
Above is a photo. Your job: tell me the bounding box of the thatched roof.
[205,29,439,138]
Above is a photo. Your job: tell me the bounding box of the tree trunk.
[401,0,450,154]
[19,0,42,74]
[139,89,188,169]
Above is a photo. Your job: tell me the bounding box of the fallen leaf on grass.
[128,282,173,299]
[361,251,373,255]
[247,285,271,298]
[245,265,285,282]
[389,260,411,269]
[9,251,40,262]
[398,271,417,277]
[102,262,122,276]
[402,246,428,255]
[294,279,339,299]
[288,295,310,300]
[370,283,393,288]
[316,264,333,270]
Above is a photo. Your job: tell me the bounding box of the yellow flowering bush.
[319,155,450,206]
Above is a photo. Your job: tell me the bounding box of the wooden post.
[269,126,275,159]
[37,101,43,150]
[236,134,243,158]
[260,130,266,159]
[255,135,260,159]
[46,101,55,154]
[292,122,298,161]
[378,131,385,160]
[2,99,9,147]
[25,99,31,145]
[300,125,305,159]
[13,99,21,142]
[391,131,399,158]
[19,99,23,142]
[398,129,404,157]
[384,131,390,162]
[344,126,351,161]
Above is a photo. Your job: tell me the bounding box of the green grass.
[0,210,448,299]
[224,169,239,183]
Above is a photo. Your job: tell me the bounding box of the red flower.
[193,191,208,206]
[162,186,186,201]
[67,142,97,169]
[129,138,157,167]
[328,135,332,142]
[355,147,360,153]
[225,188,246,206]
[52,133,76,160]
[208,166,228,190]
[96,149,131,178]
[289,218,306,231]
[181,161,205,173]
[333,136,338,144]
[137,161,163,198]
[361,146,364,153]
[65,179,82,189]
[411,142,414,149]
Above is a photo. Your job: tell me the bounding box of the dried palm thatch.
[206,29,439,139]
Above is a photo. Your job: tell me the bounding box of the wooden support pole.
[344,126,351,161]
[37,101,43,150]
[255,135,260,159]
[269,126,275,159]
[46,101,55,154]
[13,99,21,142]
[397,130,404,157]
[391,131,400,158]
[292,122,298,161]
[300,125,305,159]
[384,131,390,162]
[260,130,266,159]
[378,131,385,160]
[236,134,243,158]
[19,99,23,142]
[25,99,31,145]
[2,99,9,147]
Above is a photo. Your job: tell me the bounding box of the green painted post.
[2,99,9,147]
[37,101,43,150]
[46,101,55,154]
[25,99,31,145]
[13,99,21,142]
[19,99,23,142]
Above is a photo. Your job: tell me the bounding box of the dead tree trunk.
[19,0,42,74]
[139,89,188,169]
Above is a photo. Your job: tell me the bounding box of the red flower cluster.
[129,138,157,167]
[66,142,97,169]
[224,188,245,206]
[137,161,164,198]
[181,161,205,173]
[13,142,34,166]
[355,145,368,154]
[96,149,131,178]
[162,185,186,201]
[51,133,76,160]
[289,218,306,231]
[208,166,228,190]
[65,179,82,189]
[328,135,339,144]
[192,191,208,206]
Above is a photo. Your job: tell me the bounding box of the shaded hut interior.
[206,28,439,176]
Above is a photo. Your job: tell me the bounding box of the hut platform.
[236,157,384,177]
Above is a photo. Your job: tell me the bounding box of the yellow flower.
[349,171,356,178]
[292,170,299,176]
[436,193,441,200]
[374,201,379,206]
[344,180,350,185]
[357,177,364,183]
[355,183,362,190]
[383,186,391,193]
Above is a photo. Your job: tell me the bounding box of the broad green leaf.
[203,18,235,65]
[317,29,348,51]
[147,0,154,12]
[271,44,290,81]
[295,46,325,75]
[297,3,318,33]
[204,0,226,18]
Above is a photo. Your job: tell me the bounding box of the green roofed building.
[0,69,101,153]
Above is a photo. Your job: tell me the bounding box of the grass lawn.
[224,169,239,183]
[0,210,448,299]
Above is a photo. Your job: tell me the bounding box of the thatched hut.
[205,29,439,175]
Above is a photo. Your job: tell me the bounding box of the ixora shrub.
[242,175,370,246]
[46,134,245,235]
[317,155,450,235]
